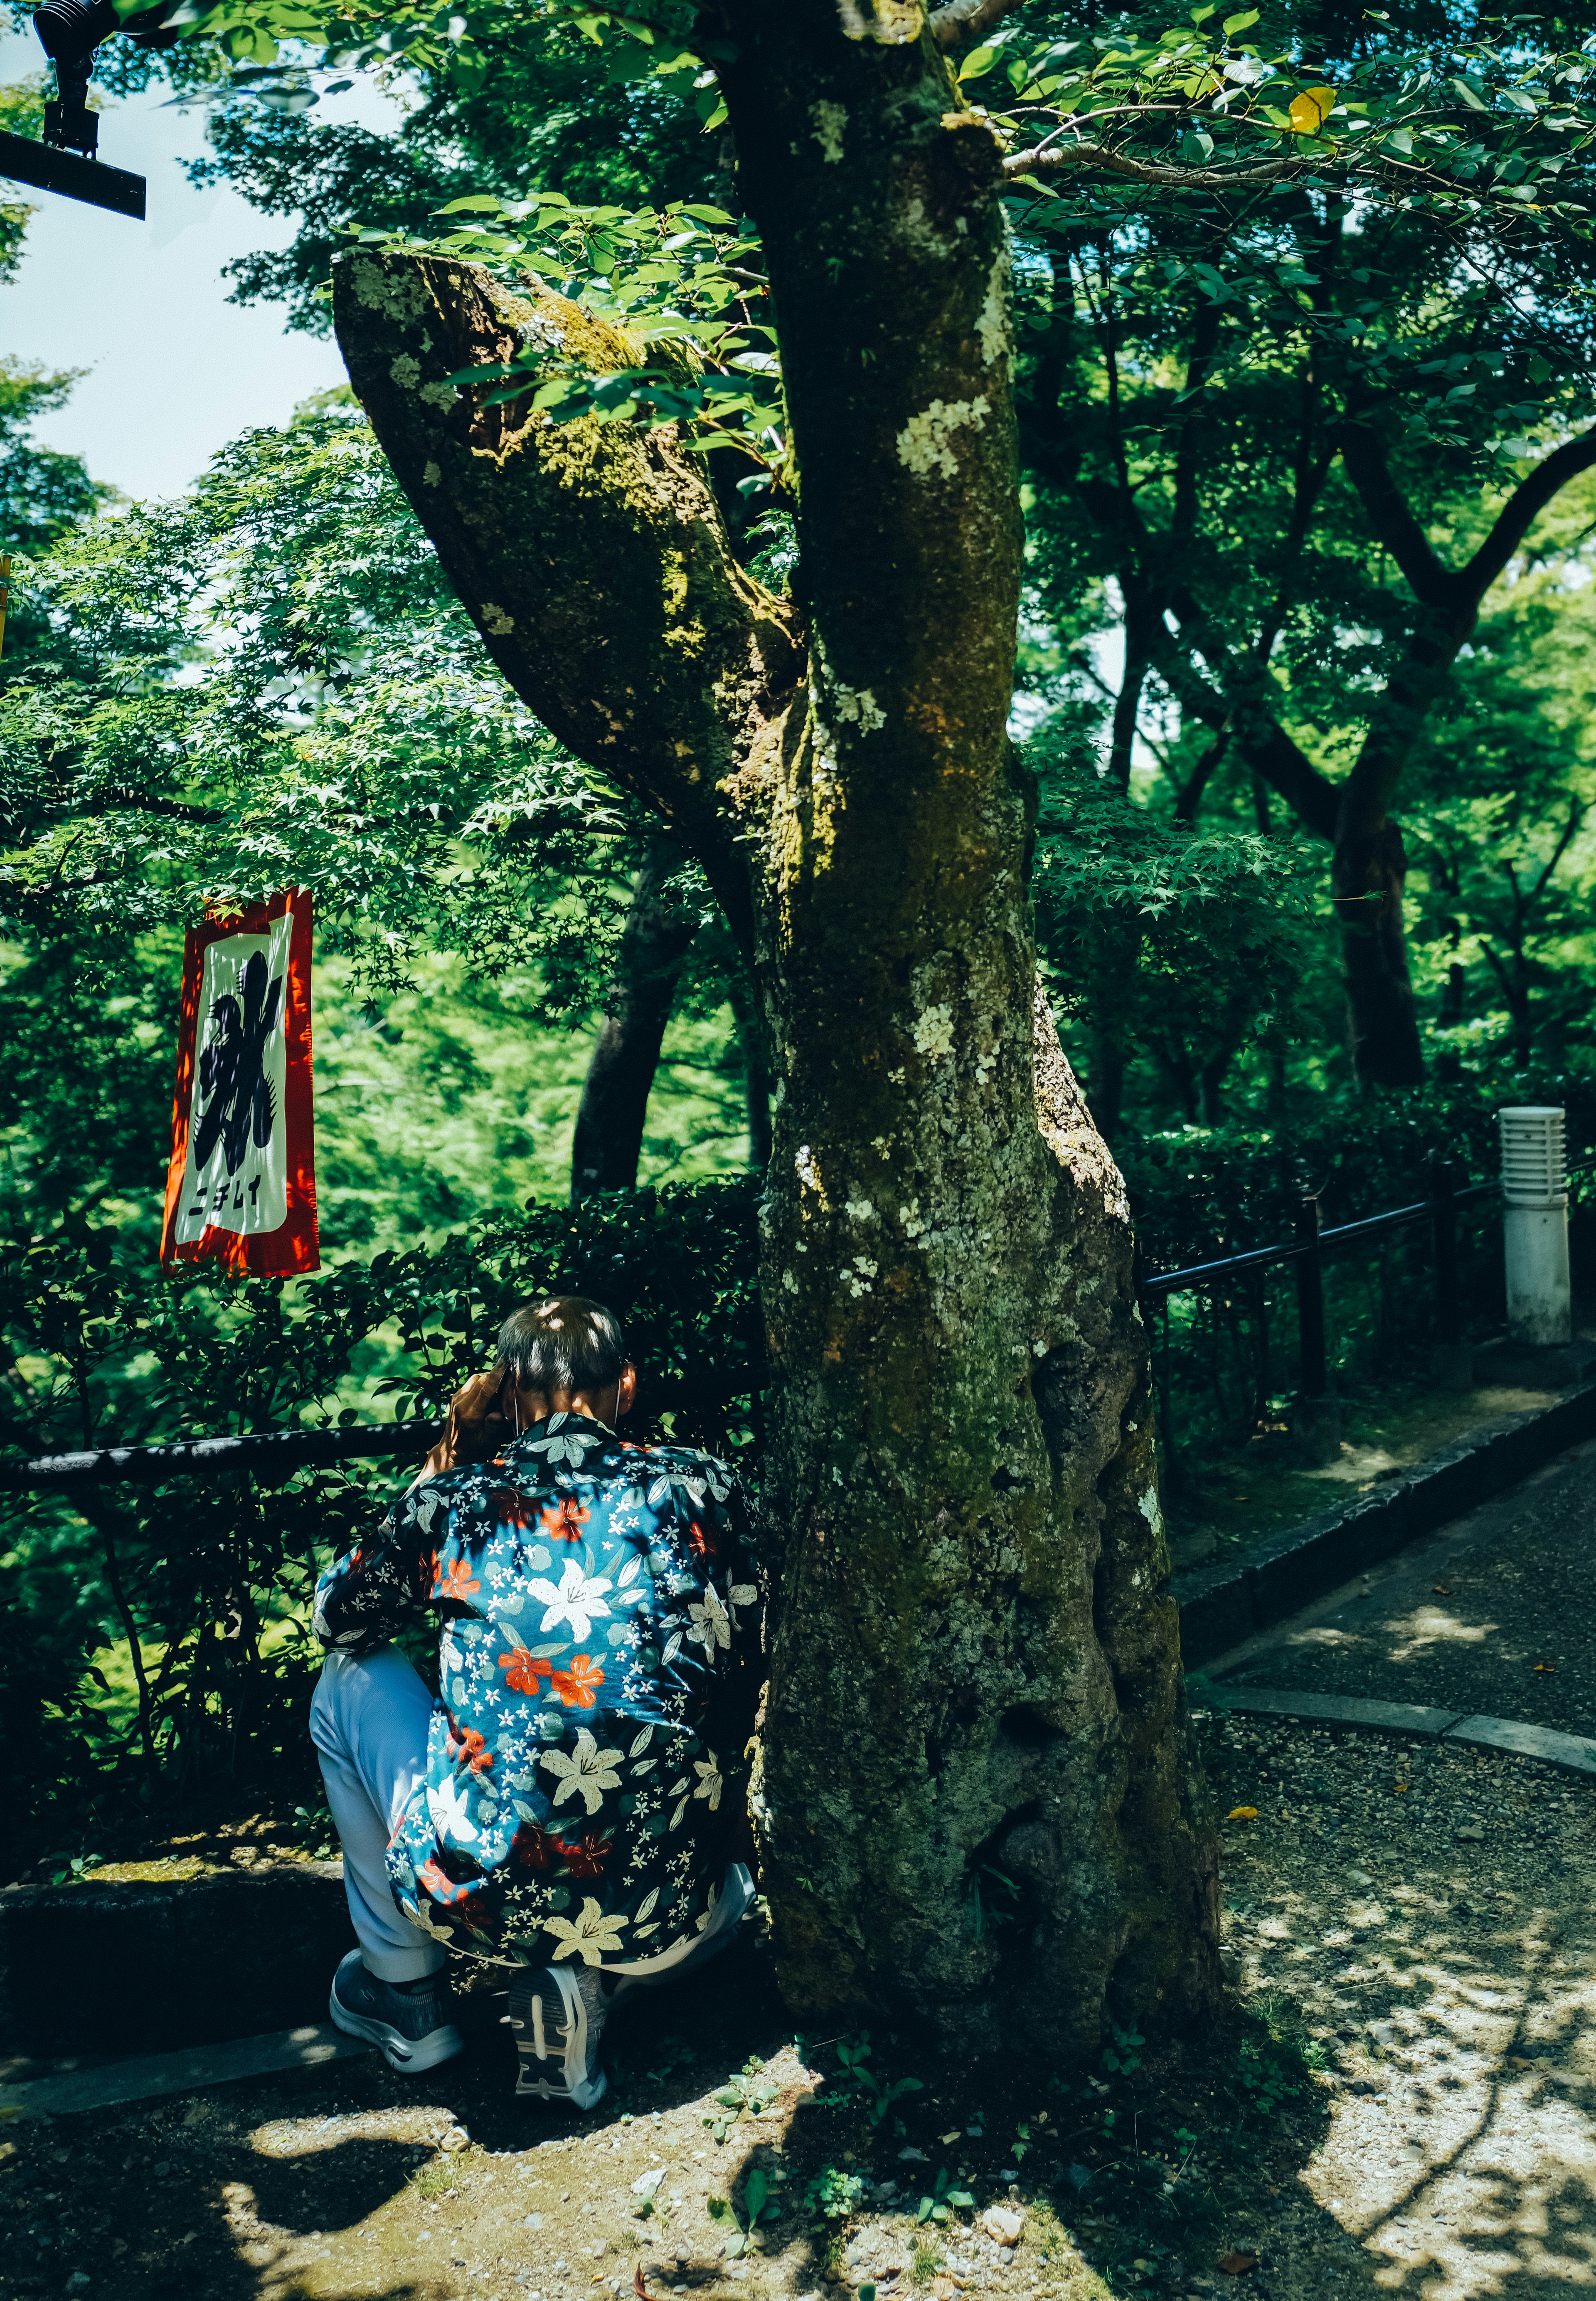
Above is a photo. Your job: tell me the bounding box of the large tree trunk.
[332,0,1218,2054]
[1332,806,1423,1090]
[570,835,697,1201]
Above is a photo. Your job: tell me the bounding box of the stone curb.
[1207,1684,1596,1777]
[1174,1379,1596,1669]
[0,1862,356,2061]
[0,2022,372,2122]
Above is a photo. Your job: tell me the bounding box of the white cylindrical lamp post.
[1499,1106,1571,1349]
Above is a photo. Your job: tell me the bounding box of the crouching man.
[309,1294,760,2109]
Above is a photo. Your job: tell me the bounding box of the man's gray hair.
[495,1295,628,1399]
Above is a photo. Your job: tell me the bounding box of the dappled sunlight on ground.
[1380,1608,1497,1665]
[1208,1703,1596,2297]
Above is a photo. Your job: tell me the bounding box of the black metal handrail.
[0,1154,1579,1490]
[0,1418,445,1492]
[1140,1177,1500,1297]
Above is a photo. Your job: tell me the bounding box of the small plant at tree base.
[1101,2022,1145,2076]
[705,2057,781,2143]
[964,1865,1020,1938]
[823,2033,926,2127]
[717,2164,783,2257]
[916,2168,976,2225]
[909,2240,943,2285]
[804,2166,865,2225]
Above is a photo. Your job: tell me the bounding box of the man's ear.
[617,1363,638,1419]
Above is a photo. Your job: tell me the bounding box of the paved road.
[1212,1434,1596,1735]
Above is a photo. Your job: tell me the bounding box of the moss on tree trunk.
[332,0,1219,2054]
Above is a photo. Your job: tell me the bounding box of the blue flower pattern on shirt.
[312,1413,760,1969]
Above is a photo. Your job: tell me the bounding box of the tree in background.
[0,392,771,1194]
[1007,8,1596,1092]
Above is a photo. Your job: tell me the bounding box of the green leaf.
[958,43,998,78]
[744,2169,770,2222]
[947,2191,976,2210]
[723,2234,746,2259]
[679,203,736,225]
[1222,9,1259,29]
[1451,74,1490,110]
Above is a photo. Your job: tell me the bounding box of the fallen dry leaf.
[1218,2252,1259,2276]
[1534,1662,1558,1673]
[634,2269,655,2301]
[1225,1806,1259,1823]
[1433,1584,1452,1595]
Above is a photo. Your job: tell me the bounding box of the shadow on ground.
[8,1725,1596,2301]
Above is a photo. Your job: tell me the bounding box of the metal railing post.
[1293,1193,1340,1462]
[1429,1153,1473,1390]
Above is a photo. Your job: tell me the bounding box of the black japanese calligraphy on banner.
[160,890,318,1275]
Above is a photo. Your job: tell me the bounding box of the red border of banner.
[160,889,319,1275]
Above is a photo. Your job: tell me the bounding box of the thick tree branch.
[1005,140,1296,188]
[331,250,803,951]
[1461,427,1596,601]
[1337,425,1453,605]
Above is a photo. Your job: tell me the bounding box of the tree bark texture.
[570,836,698,1201]
[333,0,1218,2056]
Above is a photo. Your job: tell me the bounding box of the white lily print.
[526,1417,606,1470]
[426,1776,478,1843]
[692,1753,725,1812]
[647,1471,707,1507]
[541,1729,625,1815]
[685,1583,732,1653]
[530,1558,613,1640]
[544,1897,629,1966]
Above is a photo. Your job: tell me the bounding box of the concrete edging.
[1209,1684,1596,1777]
[1175,1379,1596,1669]
[0,2023,372,2123]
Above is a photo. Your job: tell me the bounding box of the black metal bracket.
[0,124,144,217]
[0,0,176,219]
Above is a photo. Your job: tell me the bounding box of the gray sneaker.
[508,1962,608,2108]
[329,1949,465,2074]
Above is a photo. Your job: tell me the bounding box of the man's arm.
[314,1371,516,1652]
[312,1479,446,1655]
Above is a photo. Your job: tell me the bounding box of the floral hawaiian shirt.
[312,1413,761,1971]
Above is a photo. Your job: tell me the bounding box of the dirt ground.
[5,1701,1594,2301]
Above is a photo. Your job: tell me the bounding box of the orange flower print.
[446,1723,494,1775]
[489,1486,534,1529]
[539,1495,592,1544]
[687,1518,720,1563]
[433,1556,481,1604]
[557,1830,612,1879]
[500,1647,554,1696]
[416,1856,460,1904]
[549,1653,605,1709]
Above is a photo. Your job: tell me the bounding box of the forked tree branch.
[1462,427,1596,602]
[331,249,803,950]
[1337,424,1453,607]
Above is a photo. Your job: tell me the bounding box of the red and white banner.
[160,889,319,1275]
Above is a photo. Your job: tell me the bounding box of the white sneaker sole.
[329,1986,465,2074]
[510,1963,608,2109]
